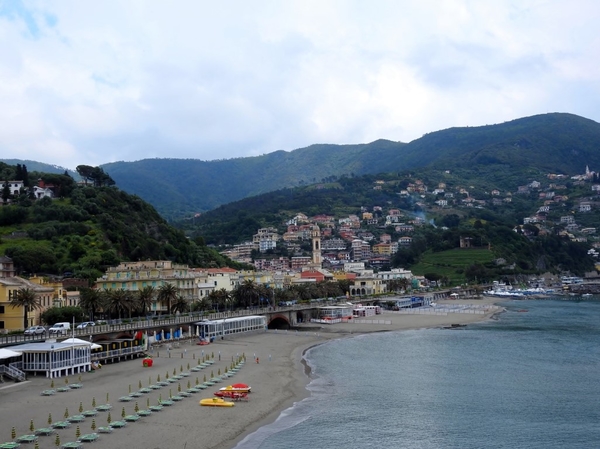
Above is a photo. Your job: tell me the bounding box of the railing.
[0,297,364,346]
[92,346,145,361]
[0,362,26,381]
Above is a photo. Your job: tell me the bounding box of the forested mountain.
[0,164,243,282]
[5,113,600,220]
[100,113,600,219]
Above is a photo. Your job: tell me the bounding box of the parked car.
[24,325,46,335]
[48,322,71,335]
[76,321,95,329]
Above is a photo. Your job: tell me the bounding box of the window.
[0,321,4,329]
[0,306,4,314]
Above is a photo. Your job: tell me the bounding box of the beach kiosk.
[6,340,92,378]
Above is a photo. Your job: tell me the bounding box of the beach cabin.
[194,315,266,341]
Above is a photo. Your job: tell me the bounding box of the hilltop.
[5,113,600,220]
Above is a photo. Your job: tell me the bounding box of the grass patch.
[411,248,495,285]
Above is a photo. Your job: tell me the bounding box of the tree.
[234,280,260,308]
[10,288,40,329]
[104,290,131,320]
[157,283,178,315]
[78,288,104,321]
[137,286,155,316]
[171,295,190,314]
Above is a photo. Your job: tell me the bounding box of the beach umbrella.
[128,384,132,393]
[177,383,181,392]
[48,413,52,426]
[187,380,191,389]
[92,397,96,408]
[146,398,150,408]
[65,377,69,385]
[76,425,81,439]
[157,374,161,382]
[121,407,126,418]
[135,402,139,413]
[107,412,112,424]
[51,380,55,388]
[11,426,16,439]
[106,393,109,403]
[193,353,195,360]
[91,419,96,431]
[34,441,39,449]
[211,352,214,359]
[231,383,250,389]
[30,419,35,432]
[166,371,169,379]
[54,433,60,447]
[218,368,221,376]
[149,376,152,385]
[195,377,199,386]
[78,374,82,382]
[139,380,142,389]
[173,368,176,376]
[79,402,83,413]
[64,408,69,419]
[210,370,214,378]
[187,362,190,370]
[180,365,183,373]
[203,374,206,382]
[159,394,162,403]
[169,389,172,398]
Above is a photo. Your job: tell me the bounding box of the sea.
[234,297,600,449]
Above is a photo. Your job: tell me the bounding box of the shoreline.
[0,297,502,449]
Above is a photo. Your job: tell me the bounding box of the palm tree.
[157,283,178,315]
[78,288,104,321]
[137,286,156,316]
[10,288,40,329]
[104,290,130,320]
[234,280,260,308]
[171,295,190,314]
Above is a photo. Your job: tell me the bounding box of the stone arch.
[268,314,291,330]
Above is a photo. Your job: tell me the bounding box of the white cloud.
[0,0,599,168]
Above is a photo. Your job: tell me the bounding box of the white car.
[76,321,95,329]
[24,325,46,335]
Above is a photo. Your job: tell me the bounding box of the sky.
[1,0,599,169]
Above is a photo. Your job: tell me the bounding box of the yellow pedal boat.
[200,398,235,407]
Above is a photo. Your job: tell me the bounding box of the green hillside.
[99,113,600,219]
[0,164,242,282]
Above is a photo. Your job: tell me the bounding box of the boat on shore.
[200,398,235,407]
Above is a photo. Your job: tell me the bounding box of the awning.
[61,338,102,350]
[0,348,22,360]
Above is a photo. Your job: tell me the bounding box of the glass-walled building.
[195,315,266,340]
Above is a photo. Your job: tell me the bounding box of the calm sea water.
[235,298,600,449]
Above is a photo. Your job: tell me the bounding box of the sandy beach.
[0,298,501,449]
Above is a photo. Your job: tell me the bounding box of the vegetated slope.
[101,139,405,219]
[0,159,79,179]
[103,113,600,219]
[0,180,242,282]
[395,112,600,173]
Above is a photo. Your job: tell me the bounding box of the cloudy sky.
[1,0,599,169]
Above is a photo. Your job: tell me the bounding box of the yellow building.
[0,277,54,331]
[95,260,199,313]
